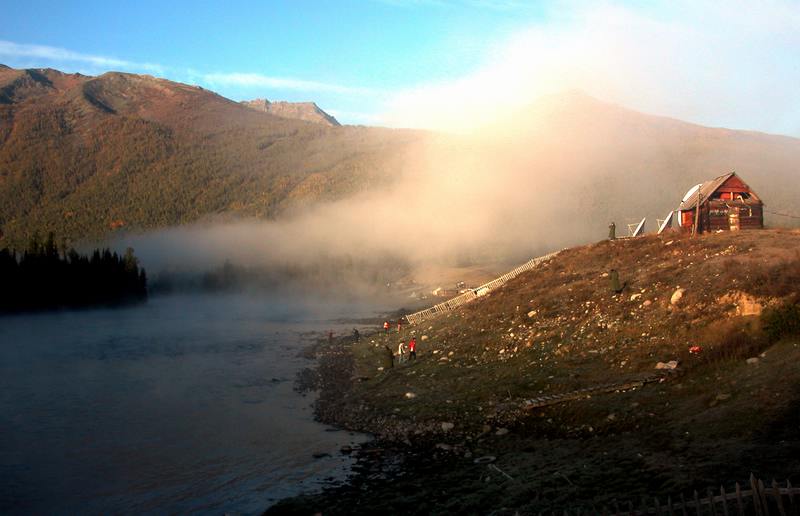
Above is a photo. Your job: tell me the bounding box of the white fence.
[405,250,561,325]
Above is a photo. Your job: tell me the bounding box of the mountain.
[1,65,799,253]
[241,98,340,126]
[464,91,800,249]
[0,66,420,249]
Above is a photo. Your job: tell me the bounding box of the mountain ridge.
[1,65,799,253]
[241,97,341,126]
[0,65,421,249]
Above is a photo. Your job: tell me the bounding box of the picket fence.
[405,250,561,325]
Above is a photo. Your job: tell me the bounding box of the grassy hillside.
[0,67,420,249]
[277,229,800,513]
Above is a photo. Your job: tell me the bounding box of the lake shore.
[268,232,800,514]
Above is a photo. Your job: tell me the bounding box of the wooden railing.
[405,250,561,325]
[534,475,800,515]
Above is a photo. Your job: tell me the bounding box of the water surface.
[0,293,382,514]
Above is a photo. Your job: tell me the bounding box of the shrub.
[695,317,768,364]
[762,303,800,343]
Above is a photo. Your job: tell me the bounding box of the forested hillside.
[0,66,421,248]
[2,66,799,256]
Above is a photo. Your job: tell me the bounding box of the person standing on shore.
[383,345,394,368]
[383,321,390,334]
[397,318,403,333]
[397,341,406,363]
[408,337,417,360]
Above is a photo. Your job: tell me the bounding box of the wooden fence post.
[735,482,745,516]
[720,485,730,516]
[752,474,764,516]
[773,479,787,516]
[709,487,718,516]
[759,478,771,516]
[785,479,796,515]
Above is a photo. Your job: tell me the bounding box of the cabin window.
[710,191,750,201]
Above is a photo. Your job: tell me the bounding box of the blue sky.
[1,1,544,123]
[2,1,799,135]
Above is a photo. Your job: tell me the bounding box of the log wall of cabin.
[702,201,763,231]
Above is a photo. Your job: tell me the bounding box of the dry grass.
[339,229,800,439]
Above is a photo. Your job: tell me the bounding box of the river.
[0,292,389,514]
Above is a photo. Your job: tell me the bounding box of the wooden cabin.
[677,172,763,233]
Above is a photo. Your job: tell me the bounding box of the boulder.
[405,392,417,399]
[671,288,685,305]
[655,360,679,370]
[718,291,763,316]
[746,357,760,365]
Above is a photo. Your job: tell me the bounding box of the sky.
[2,0,799,136]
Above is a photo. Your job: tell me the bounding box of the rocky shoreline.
[269,330,675,515]
[269,231,800,514]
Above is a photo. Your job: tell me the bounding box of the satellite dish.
[632,217,646,237]
[657,210,674,234]
[681,184,703,205]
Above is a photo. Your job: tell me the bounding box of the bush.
[695,317,768,364]
[762,303,800,343]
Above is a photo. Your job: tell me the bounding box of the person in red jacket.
[408,337,417,360]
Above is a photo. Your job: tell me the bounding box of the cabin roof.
[679,172,759,210]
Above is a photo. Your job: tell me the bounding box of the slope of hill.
[470,92,800,245]
[241,98,340,126]
[0,66,420,249]
[275,229,800,514]
[2,66,799,257]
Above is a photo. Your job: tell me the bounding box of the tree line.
[0,232,147,314]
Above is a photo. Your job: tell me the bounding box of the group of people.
[383,318,404,334]
[396,336,416,363]
[383,317,416,365]
[335,320,419,369]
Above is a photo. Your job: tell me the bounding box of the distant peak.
[241,98,340,126]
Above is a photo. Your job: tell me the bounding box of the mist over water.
[0,292,392,515]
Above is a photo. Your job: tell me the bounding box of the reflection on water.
[0,293,381,515]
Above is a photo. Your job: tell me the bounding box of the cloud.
[200,72,376,96]
[380,1,800,137]
[0,40,164,74]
